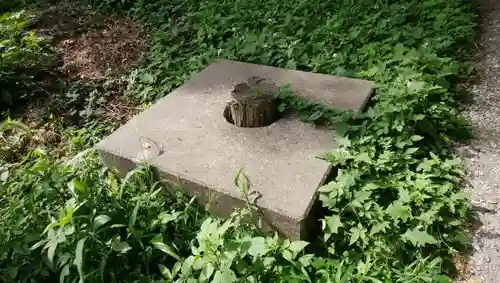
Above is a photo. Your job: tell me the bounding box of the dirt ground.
[33,3,146,80]
[14,2,145,125]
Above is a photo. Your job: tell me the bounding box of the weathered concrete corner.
[96,60,373,239]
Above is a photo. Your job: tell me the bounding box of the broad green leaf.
[172,261,182,278]
[354,152,371,163]
[217,218,233,236]
[337,172,357,189]
[0,170,9,182]
[158,211,180,224]
[112,241,131,254]
[434,275,452,283]
[386,201,411,221]
[47,241,57,265]
[306,110,323,121]
[282,238,291,249]
[410,135,423,142]
[282,250,293,261]
[349,227,361,246]
[6,265,18,279]
[150,234,162,243]
[334,121,349,137]
[63,225,75,236]
[199,218,213,234]
[298,254,314,267]
[212,269,237,283]
[405,147,419,155]
[129,200,140,227]
[262,257,276,268]
[248,237,269,257]
[31,239,47,251]
[99,256,107,282]
[362,183,379,191]
[412,114,426,121]
[181,256,195,276]
[403,228,438,246]
[370,221,390,236]
[289,241,309,254]
[398,189,411,203]
[74,237,87,283]
[59,264,70,283]
[450,192,470,201]
[68,179,86,195]
[93,215,111,229]
[151,240,180,261]
[325,215,343,235]
[318,181,337,193]
[407,80,426,92]
[278,103,287,112]
[158,264,173,280]
[193,257,206,270]
[199,262,215,282]
[352,190,371,207]
[417,208,437,224]
[336,137,351,147]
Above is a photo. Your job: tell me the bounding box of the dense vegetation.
[0,11,53,110]
[0,0,477,282]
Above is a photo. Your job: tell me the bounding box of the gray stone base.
[96,60,373,239]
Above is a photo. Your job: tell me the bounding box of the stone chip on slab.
[96,59,374,239]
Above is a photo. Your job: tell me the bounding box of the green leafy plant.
[0,11,52,112]
[0,150,207,282]
[276,85,355,133]
[0,0,477,282]
[170,213,313,283]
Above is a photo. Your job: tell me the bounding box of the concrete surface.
[97,60,374,239]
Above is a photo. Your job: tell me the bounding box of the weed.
[0,11,53,113]
[0,150,207,282]
[0,0,477,282]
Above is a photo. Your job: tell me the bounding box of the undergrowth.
[0,11,53,112]
[0,0,477,282]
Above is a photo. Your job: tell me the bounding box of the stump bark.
[224,76,279,127]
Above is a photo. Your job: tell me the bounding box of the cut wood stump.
[224,76,279,127]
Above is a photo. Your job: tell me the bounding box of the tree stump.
[224,76,279,127]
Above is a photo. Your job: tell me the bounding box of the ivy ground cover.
[0,0,477,282]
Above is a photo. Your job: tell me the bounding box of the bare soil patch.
[12,3,145,125]
[33,3,146,80]
[56,18,145,80]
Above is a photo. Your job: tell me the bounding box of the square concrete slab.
[97,60,373,239]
